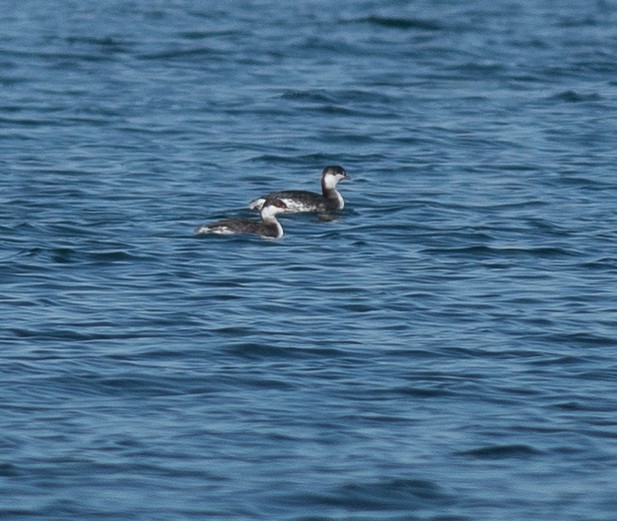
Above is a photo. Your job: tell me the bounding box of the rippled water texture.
[2,1,617,520]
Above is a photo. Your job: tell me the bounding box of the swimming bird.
[248,166,350,213]
[195,198,289,239]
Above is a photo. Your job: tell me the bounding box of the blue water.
[2,1,617,519]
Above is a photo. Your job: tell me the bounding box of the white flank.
[248,197,266,210]
[195,224,235,235]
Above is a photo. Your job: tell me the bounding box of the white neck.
[322,174,342,192]
[273,221,284,238]
[261,205,284,223]
[261,212,283,238]
[333,190,344,209]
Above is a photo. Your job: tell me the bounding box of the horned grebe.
[195,198,289,239]
[248,166,350,213]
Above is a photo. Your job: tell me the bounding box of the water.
[2,1,617,519]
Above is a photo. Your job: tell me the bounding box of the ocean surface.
[2,1,617,520]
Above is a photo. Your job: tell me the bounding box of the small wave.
[0,463,20,477]
[557,16,598,28]
[0,114,64,127]
[178,30,236,41]
[549,90,603,103]
[394,386,457,398]
[137,47,223,61]
[64,35,133,53]
[580,257,617,270]
[420,244,578,259]
[457,444,542,459]
[86,250,146,263]
[533,333,617,349]
[360,15,443,31]
[226,342,301,360]
[225,342,346,361]
[279,90,337,103]
[288,477,451,510]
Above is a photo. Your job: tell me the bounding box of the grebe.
[248,166,350,213]
[195,198,289,239]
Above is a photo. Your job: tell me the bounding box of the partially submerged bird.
[195,197,289,239]
[248,166,350,213]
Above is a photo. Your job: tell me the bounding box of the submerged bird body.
[249,166,350,213]
[195,198,288,239]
